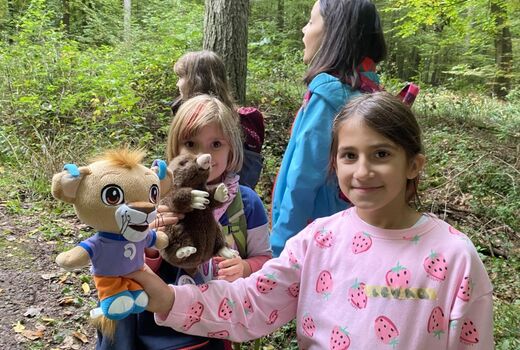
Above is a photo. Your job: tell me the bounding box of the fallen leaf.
[60,335,75,349]
[58,296,76,306]
[34,323,46,331]
[13,321,25,333]
[72,331,89,343]
[24,306,43,318]
[59,273,70,284]
[81,282,90,295]
[22,329,44,340]
[41,316,56,324]
[41,273,57,280]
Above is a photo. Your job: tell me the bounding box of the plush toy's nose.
[128,201,156,214]
[197,154,212,170]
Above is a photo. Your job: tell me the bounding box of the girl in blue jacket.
[270,0,387,256]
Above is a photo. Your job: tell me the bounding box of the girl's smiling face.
[179,121,231,184]
[335,116,424,226]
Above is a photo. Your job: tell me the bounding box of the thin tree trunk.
[276,0,284,30]
[62,0,70,33]
[491,0,513,99]
[123,0,131,42]
[203,0,250,104]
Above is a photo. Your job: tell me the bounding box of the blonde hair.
[173,50,235,108]
[167,94,243,174]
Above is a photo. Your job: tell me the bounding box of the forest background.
[0,0,518,349]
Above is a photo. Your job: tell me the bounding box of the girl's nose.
[354,159,372,179]
[302,24,307,34]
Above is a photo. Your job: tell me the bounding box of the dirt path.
[0,203,95,349]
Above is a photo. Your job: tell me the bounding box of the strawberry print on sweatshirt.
[156,208,494,349]
[427,306,447,339]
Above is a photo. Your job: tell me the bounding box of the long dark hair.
[304,0,386,87]
[330,92,424,205]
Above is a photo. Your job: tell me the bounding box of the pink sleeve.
[447,294,494,349]
[245,254,271,273]
[145,249,163,273]
[154,227,309,343]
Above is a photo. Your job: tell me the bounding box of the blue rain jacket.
[270,71,380,257]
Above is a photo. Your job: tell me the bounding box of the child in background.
[172,50,265,190]
[270,0,387,257]
[96,95,271,349]
[130,92,493,349]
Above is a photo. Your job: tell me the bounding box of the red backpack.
[236,107,265,189]
[357,75,420,107]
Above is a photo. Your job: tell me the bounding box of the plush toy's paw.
[218,246,239,259]
[101,291,134,320]
[214,183,229,203]
[191,190,210,210]
[130,290,149,314]
[176,246,197,259]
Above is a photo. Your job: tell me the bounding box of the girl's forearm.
[127,267,175,314]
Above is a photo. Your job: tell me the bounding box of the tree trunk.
[276,0,284,30]
[123,0,131,42]
[62,0,70,33]
[491,0,512,99]
[203,0,250,104]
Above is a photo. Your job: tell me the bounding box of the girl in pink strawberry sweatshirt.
[130,92,493,349]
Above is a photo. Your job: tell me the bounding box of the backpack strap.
[221,187,248,258]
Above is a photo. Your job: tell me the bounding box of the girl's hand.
[126,265,174,314]
[150,205,183,230]
[214,256,251,282]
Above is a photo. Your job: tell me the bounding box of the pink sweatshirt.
[156,207,493,349]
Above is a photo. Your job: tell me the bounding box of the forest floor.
[0,201,96,350]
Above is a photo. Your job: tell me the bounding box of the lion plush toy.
[52,148,173,336]
[159,153,237,270]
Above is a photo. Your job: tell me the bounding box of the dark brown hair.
[304,0,387,87]
[330,92,424,205]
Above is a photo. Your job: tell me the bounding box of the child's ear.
[407,154,426,180]
[51,165,91,203]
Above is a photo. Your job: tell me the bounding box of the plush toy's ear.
[152,159,173,198]
[51,164,91,203]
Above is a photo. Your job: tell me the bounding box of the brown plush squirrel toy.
[159,153,238,270]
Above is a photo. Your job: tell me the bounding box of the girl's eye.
[212,141,222,149]
[339,152,357,160]
[375,150,390,159]
[184,140,195,148]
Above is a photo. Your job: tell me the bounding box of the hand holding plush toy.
[52,148,173,336]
